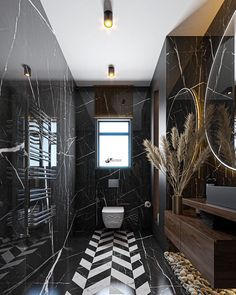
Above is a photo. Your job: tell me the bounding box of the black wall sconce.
[22,64,31,77]
[104,0,113,28]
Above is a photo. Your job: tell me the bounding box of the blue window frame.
[97,119,131,168]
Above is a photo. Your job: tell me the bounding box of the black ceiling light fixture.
[104,0,113,28]
[22,64,31,77]
[108,64,115,78]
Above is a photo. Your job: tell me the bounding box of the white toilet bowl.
[102,206,124,229]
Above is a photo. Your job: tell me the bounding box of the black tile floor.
[14,230,185,295]
[0,235,53,295]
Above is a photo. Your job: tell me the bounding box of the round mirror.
[205,12,236,170]
[167,88,199,133]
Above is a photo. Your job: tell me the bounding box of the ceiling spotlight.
[108,65,115,78]
[104,10,113,28]
[22,64,31,77]
[104,0,113,28]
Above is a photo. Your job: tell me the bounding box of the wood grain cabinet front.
[180,220,214,286]
[164,210,236,288]
[164,211,181,249]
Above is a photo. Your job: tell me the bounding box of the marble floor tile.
[14,230,185,295]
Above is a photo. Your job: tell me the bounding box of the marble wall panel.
[0,0,76,293]
[74,86,152,232]
[151,0,236,249]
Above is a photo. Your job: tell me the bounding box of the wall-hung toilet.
[102,206,124,229]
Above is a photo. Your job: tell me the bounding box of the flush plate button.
[108,179,119,188]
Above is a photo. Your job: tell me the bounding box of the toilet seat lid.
[102,206,124,213]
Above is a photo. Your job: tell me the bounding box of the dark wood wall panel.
[95,86,133,117]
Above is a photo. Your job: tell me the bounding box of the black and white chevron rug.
[65,230,151,295]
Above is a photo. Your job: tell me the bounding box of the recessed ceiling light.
[108,65,115,78]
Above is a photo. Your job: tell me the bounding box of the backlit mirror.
[167,88,199,133]
[205,12,236,170]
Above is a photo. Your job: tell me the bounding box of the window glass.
[97,120,131,168]
[99,121,129,133]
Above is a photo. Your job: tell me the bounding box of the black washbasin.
[206,184,236,210]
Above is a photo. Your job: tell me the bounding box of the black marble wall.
[150,41,167,249]
[0,0,75,293]
[167,37,212,197]
[203,0,236,185]
[151,0,236,249]
[150,36,209,248]
[74,87,152,232]
[206,0,236,38]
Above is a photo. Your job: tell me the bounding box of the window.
[97,119,131,168]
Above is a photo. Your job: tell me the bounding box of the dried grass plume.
[143,113,209,197]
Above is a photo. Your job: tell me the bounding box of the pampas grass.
[216,104,236,167]
[143,113,209,197]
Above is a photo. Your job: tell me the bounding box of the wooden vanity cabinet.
[165,210,236,288]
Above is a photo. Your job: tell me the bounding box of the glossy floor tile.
[67,230,150,294]
[15,231,185,295]
[0,235,52,295]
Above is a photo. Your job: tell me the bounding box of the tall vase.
[172,195,183,215]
